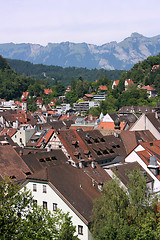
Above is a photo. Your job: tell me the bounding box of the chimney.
[98,182,103,191]
[91,161,95,169]
[79,160,84,168]
[148,155,159,176]
[19,150,23,156]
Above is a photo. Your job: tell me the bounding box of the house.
[112,80,119,89]
[0,136,32,181]
[129,112,160,140]
[36,97,43,109]
[98,85,108,92]
[97,113,127,130]
[141,85,157,98]
[152,65,159,71]
[73,101,99,112]
[120,130,156,154]
[125,140,160,193]
[44,89,52,95]
[93,93,107,101]
[21,162,111,240]
[118,106,155,115]
[64,85,71,95]
[83,94,94,101]
[125,79,134,90]
[104,161,154,193]
[21,92,29,100]
[12,125,35,147]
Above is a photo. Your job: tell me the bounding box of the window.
[33,184,37,192]
[43,201,47,209]
[53,203,57,211]
[43,185,47,193]
[78,225,83,235]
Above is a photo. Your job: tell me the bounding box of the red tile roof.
[113,80,119,86]
[21,92,29,99]
[125,79,134,85]
[0,128,17,137]
[97,121,126,130]
[37,129,54,147]
[141,85,156,91]
[44,89,52,95]
[99,85,108,90]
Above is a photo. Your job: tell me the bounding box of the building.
[141,85,157,98]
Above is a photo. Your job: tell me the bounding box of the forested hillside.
[7,59,123,86]
[0,55,48,100]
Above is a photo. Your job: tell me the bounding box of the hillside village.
[0,55,160,239]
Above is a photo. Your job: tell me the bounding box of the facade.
[74,101,99,112]
[22,164,107,240]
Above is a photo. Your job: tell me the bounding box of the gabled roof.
[113,80,119,86]
[120,130,156,154]
[21,92,29,99]
[22,149,68,173]
[125,79,134,85]
[0,128,17,137]
[141,85,157,91]
[44,89,52,95]
[25,163,108,223]
[111,162,153,186]
[99,85,108,91]
[146,113,160,133]
[37,129,54,147]
[0,143,32,181]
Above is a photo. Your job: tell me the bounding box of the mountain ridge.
[0,32,160,70]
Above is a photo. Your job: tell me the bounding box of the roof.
[22,149,68,173]
[0,143,32,181]
[77,130,126,164]
[120,130,156,154]
[84,94,94,98]
[111,162,153,186]
[44,89,52,95]
[21,92,29,99]
[113,80,119,86]
[37,129,54,147]
[97,121,126,130]
[125,79,134,85]
[26,163,109,223]
[146,113,160,133]
[0,128,17,137]
[99,85,108,90]
[118,106,155,114]
[141,85,157,91]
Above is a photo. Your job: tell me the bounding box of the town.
[0,51,160,239]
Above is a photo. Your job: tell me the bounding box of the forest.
[7,58,123,86]
[0,53,160,114]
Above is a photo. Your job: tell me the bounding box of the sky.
[0,0,160,46]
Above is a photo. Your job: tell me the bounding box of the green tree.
[91,169,158,240]
[0,178,79,240]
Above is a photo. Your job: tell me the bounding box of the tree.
[0,178,79,240]
[91,169,158,240]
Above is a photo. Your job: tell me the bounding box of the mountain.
[0,33,160,70]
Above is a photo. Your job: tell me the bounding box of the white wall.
[130,114,160,140]
[25,181,92,240]
[125,148,160,193]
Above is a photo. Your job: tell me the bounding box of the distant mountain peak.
[131,32,144,38]
[0,33,160,70]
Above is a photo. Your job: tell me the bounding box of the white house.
[129,112,160,140]
[21,164,103,240]
[125,140,160,194]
